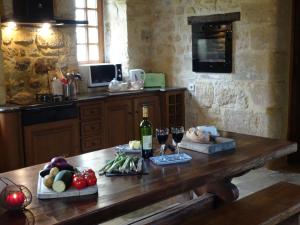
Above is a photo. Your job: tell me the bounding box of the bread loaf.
[186,128,211,144]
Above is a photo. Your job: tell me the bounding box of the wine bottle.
[140,105,153,159]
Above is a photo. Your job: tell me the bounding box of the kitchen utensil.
[51,78,63,95]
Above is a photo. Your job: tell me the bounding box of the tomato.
[85,174,97,186]
[72,176,87,190]
[83,169,95,176]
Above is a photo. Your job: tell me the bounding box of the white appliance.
[129,69,145,82]
[79,64,122,87]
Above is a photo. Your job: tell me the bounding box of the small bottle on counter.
[140,105,153,159]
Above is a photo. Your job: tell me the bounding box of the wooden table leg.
[194,180,239,203]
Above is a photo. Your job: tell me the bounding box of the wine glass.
[171,126,185,159]
[156,128,169,161]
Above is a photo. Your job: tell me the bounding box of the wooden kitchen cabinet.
[161,91,185,128]
[79,101,105,152]
[0,89,185,172]
[133,95,161,139]
[104,98,134,147]
[24,119,80,166]
[0,112,24,172]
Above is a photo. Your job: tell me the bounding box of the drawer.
[82,136,103,152]
[81,121,102,136]
[80,104,103,121]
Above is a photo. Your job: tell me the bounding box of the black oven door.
[192,23,232,73]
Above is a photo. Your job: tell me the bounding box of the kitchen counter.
[0,87,186,112]
[0,104,22,113]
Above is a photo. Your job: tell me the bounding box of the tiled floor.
[100,167,300,225]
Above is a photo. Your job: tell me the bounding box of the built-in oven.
[192,23,232,73]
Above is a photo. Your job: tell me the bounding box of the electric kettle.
[129,69,145,82]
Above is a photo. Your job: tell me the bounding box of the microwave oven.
[79,64,122,87]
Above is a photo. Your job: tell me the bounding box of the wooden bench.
[127,182,300,225]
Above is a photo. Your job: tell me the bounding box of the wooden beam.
[188,12,241,25]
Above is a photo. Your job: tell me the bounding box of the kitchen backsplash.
[1,0,77,104]
[2,26,77,104]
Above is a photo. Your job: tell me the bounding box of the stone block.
[13,29,34,46]
[29,77,42,89]
[241,2,277,24]
[248,81,288,110]
[249,108,286,139]
[34,58,58,75]
[195,82,214,108]
[10,91,35,105]
[36,30,64,49]
[234,23,250,51]
[222,109,251,134]
[215,83,237,107]
[250,25,288,52]
[216,0,240,12]
[15,57,31,71]
[185,7,196,15]
[193,0,218,12]
[1,31,13,45]
[235,89,249,110]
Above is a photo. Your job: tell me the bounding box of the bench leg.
[193,180,239,203]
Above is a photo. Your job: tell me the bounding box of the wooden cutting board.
[37,175,98,199]
[178,136,236,154]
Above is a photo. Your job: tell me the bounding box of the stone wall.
[0,0,293,139]
[126,0,292,139]
[1,0,77,104]
[0,30,4,105]
[126,0,153,71]
[104,0,128,72]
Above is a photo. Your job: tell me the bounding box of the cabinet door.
[162,91,185,128]
[104,99,134,147]
[133,96,161,139]
[0,112,24,172]
[24,119,80,166]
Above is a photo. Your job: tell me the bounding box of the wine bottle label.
[142,106,149,118]
[142,135,152,149]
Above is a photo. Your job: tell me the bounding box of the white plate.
[37,170,98,199]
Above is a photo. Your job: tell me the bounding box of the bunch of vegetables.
[72,169,97,190]
[99,153,143,175]
[39,157,97,193]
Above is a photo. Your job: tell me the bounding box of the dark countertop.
[0,87,186,112]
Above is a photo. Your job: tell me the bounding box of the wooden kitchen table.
[0,132,297,225]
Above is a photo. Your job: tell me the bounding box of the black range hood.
[1,0,88,26]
